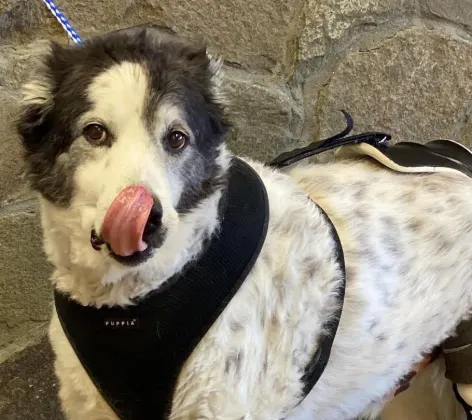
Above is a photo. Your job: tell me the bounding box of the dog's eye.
[166,131,188,151]
[83,123,108,144]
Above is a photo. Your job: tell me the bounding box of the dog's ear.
[16,42,63,152]
[206,51,225,101]
[204,50,231,138]
[181,42,230,137]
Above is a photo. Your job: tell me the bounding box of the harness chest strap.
[55,158,346,419]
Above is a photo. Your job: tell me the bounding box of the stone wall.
[1,0,472,358]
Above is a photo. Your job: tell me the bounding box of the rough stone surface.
[423,0,472,28]
[158,0,305,73]
[0,207,52,350]
[0,337,63,420]
[0,41,50,90]
[0,91,26,203]
[0,41,51,203]
[300,0,417,60]
[0,1,67,44]
[308,27,472,145]
[55,0,166,38]
[223,70,304,161]
[0,1,42,41]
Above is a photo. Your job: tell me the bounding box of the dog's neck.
[41,149,232,308]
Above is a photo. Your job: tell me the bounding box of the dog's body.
[17,26,470,419]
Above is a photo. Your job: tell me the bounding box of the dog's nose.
[142,199,163,242]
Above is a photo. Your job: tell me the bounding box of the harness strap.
[55,158,269,420]
[300,204,345,397]
[268,110,391,169]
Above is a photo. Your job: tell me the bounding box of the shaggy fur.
[17,25,470,420]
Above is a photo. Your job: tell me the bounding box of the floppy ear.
[16,43,58,153]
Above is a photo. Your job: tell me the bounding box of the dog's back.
[288,159,472,419]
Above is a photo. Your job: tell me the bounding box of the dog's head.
[17,25,230,270]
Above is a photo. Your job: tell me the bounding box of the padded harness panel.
[335,139,472,178]
[55,158,270,420]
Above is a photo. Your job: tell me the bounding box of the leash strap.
[41,0,83,44]
[268,110,391,169]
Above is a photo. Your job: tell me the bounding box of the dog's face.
[17,26,229,269]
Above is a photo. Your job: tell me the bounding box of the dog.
[16,25,471,420]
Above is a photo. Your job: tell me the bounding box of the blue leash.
[41,0,83,44]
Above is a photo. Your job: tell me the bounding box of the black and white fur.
[17,25,470,420]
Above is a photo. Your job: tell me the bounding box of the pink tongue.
[102,186,154,257]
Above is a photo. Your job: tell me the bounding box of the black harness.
[55,157,346,420]
[55,111,472,419]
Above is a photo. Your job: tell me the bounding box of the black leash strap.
[268,110,391,169]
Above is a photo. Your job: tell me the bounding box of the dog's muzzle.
[90,186,165,265]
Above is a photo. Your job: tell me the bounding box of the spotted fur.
[18,25,469,420]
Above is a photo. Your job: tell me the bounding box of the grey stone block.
[299,0,417,60]
[305,27,472,145]
[0,0,68,44]
[423,0,472,28]
[0,91,26,203]
[0,204,52,351]
[223,69,304,161]
[156,0,305,74]
[0,40,51,90]
[54,0,167,39]
[0,1,41,40]
[53,0,305,74]
[0,336,63,420]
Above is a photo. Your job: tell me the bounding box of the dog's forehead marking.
[86,61,149,123]
[155,104,185,132]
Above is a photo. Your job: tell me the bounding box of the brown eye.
[166,130,188,151]
[83,123,108,144]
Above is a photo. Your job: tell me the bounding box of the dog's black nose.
[143,200,163,242]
